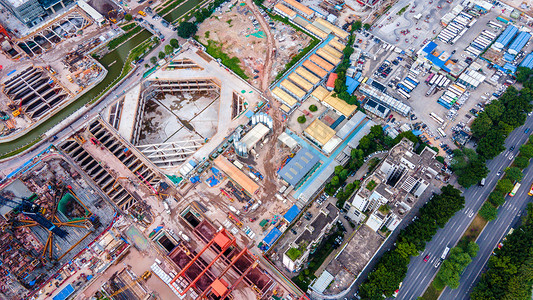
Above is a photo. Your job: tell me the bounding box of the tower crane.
[0,194,68,238]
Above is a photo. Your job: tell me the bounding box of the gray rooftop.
[279,147,320,186]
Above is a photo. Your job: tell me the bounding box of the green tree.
[158,51,165,59]
[513,156,530,170]
[331,176,340,187]
[496,178,514,194]
[437,247,472,289]
[164,44,173,55]
[466,242,480,258]
[177,22,198,38]
[352,20,362,31]
[297,116,306,123]
[488,191,506,206]
[334,165,344,176]
[485,100,504,121]
[124,13,132,21]
[519,144,533,159]
[395,242,418,259]
[363,23,371,30]
[150,56,157,65]
[339,169,349,182]
[479,202,498,221]
[309,104,318,112]
[471,113,492,138]
[169,38,179,49]
[477,128,506,159]
[505,167,523,182]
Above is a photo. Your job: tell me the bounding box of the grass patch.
[120,23,136,31]
[397,4,410,15]
[204,40,248,79]
[108,26,142,50]
[0,138,41,160]
[457,214,487,249]
[366,179,377,191]
[420,280,443,300]
[159,0,185,16]
[286,247,302,261]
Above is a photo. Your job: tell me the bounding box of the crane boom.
[0,194,68,238]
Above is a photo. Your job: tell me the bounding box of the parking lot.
[371,0,457,52]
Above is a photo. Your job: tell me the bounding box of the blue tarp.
[263,227,282,246]
[245,110,254,118]
[284,205,301,223]
[422,41,437,55]
[53,284,74,300]
[412,130,423,136]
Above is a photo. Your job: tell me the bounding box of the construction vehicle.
[138,10,147,17]
[109,271,152,297]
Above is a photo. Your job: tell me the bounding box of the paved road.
[396,115,533,300]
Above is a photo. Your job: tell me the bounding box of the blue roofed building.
[494,25,518,51]
[283,204,301,223]
[508,31,531,55]
[504,62,517,74]
[279,148,321,188]
[53,284,75,300]
[346,76,360,94]
[262,227,282,249]
[418,41,451,72]
[520,53,533,69]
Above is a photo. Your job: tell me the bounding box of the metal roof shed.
[279,147,320,186]
[311,271,335,293]
[241,123,270,150]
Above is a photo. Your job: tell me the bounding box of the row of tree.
[471,203,533,300]
[149,38,180,63]
[435,242,479,289]
[479,135,533,221]
[456,67,533,186]
[358,185,465,298]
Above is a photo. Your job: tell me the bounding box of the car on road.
[497,170,502,176]
[424,255,430,262]
[525,128,530,133]
[510,146,515,151]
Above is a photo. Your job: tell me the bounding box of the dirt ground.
[196,1,311,88]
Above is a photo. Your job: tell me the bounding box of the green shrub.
[297,116,306,124]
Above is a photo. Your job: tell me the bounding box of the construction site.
[195,0,312,88]
[0,152,116,299]
[0,3,115,137]
[107,46,264,172]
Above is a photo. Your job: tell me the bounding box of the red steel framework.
[169,228,236,296]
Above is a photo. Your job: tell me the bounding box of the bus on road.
[528,183,533,196]
[441,246,450,260]
[510,182,521,197]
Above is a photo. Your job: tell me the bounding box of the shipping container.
[398,89,411,99]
